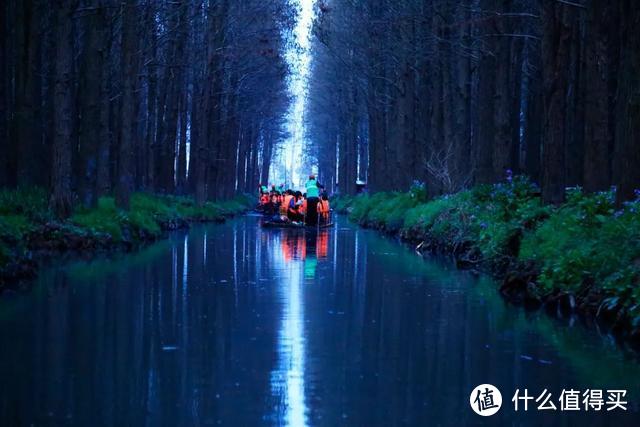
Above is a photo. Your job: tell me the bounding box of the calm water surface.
[0,216,639,426]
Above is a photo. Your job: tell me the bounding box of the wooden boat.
[261,221,334,230]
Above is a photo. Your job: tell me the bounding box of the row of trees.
[0,0,294,215]
[306,0,640,204]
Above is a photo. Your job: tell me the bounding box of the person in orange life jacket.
[287,191,304,222]
[280,190,294,216]
[258,184,269,205]
[317,194,330,224]
[264,184,279,215]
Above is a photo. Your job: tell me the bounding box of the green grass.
[519,188,640,321]
[0,189,253,271]
[71,193,253,242]
[345,177,548,256]
[71,197,127,240]
[0,211,40,267]
[0,187,50,221]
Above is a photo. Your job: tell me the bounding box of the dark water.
[1,216,639,426]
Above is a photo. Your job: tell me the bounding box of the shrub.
[71,197,125,240]
[520,188,640,305]
[346,176,549,260]
[403,197,453,235]
[0,187,50,221]
[0,214,34,241]
[331,195,355,213]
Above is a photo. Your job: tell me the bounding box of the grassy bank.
[334,178,640,340]
[0,188,253,288]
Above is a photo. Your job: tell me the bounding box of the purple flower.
[505,169,513,183]
[480,222,488,229]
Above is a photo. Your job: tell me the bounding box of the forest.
[2,0,639,212]
[306,0,640,205]
[2,1,640,424]
[0,0,293,216]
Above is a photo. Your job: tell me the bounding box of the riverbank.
[333,178,640,343]
[0,188,253,290]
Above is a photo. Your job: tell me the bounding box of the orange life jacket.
[300,199,307,216]
[319,200,330,215]
[281,194,293,215]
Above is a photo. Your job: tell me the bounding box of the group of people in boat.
[258,175,331,226]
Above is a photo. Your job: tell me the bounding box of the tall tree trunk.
[176,93,188,194]
[116,0,139,209]
[15,0,43,187]
[474,53,495,185]
[564,12,585,188]
[77,0,107,207]
[0,0,8,186]
[541,2,573,204]
[49,0,75,217]
[613,0,640,204]
[583,0,615,192]
[492,0,514,181]
[522,60,542,184]
[192,80,208,204]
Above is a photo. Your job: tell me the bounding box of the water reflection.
[268,229,331,425]
[271,232,307,426]
[0,217,639,426]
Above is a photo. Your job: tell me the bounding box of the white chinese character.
[559,389,581,411]
[582,389,604,411]
[606,390,628,411]
[512,389,533,411]
[536,389,557,411]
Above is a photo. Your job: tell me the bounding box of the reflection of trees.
[0,221,280,425]
[309,225,640,425]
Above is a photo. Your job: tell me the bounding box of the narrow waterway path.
[0,216,638,426]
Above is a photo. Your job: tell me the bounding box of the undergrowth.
[0,190,252,270]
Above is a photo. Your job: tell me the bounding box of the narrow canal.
[0,216,638,426]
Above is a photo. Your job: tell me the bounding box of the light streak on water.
[269,233,308,426]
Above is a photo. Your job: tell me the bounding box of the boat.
[261,221,334,230]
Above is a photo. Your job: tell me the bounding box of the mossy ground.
[0,189,253,286]
[334,178,640,336]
